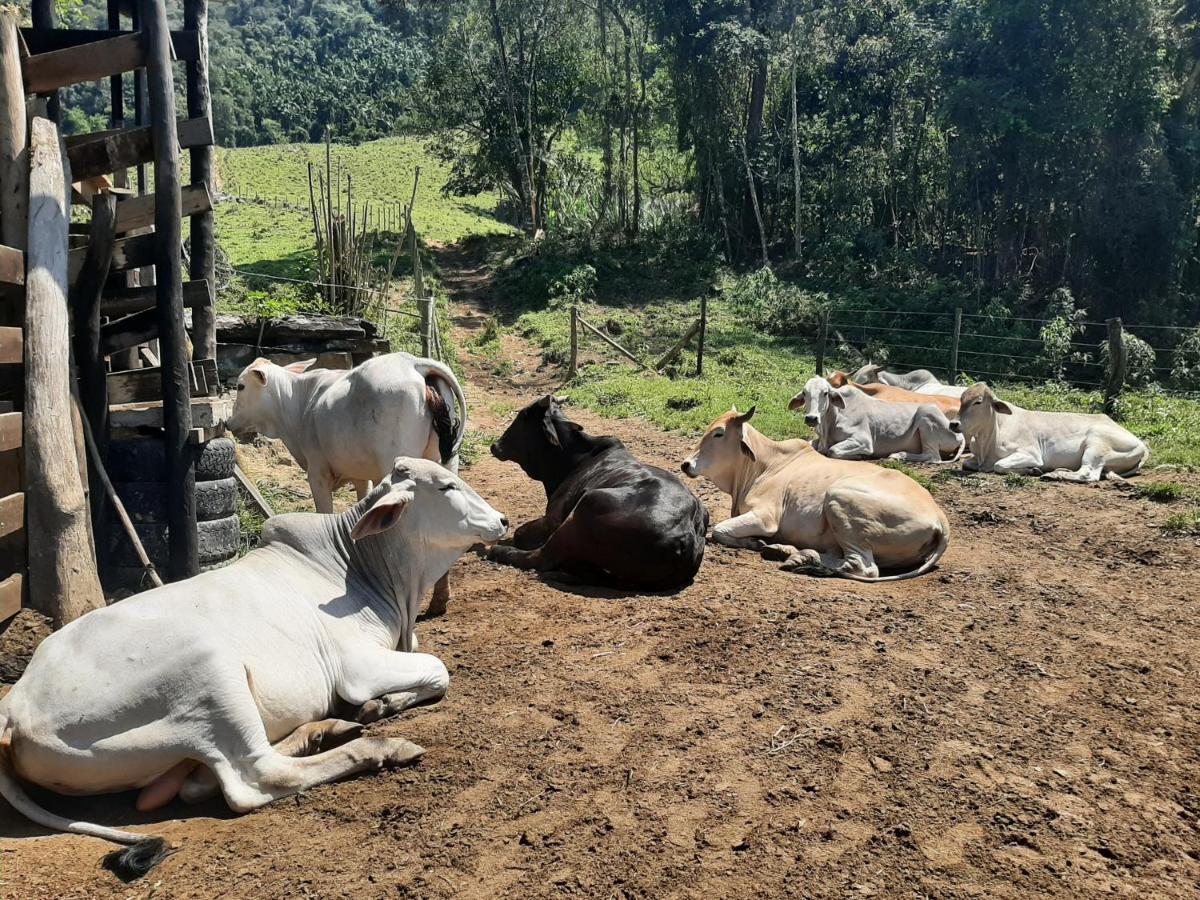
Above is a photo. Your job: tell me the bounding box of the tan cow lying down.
[951,383,1149,482]
[681,407,949,581]
[827,370,961,416]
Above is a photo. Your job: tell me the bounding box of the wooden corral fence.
[566,295,707,379]
[1,0,222,628]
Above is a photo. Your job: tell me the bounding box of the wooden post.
[568,304,578,378]
[696,290,708,377]
[142,0,198,581]
[420,297,433,358]
[185,0,216,361]
[949,306,962,380]
[815,309,829,376]
[71,194,117,549]
[25,116,105,627]
[1105,317,1126,417]
[30,1,60,123]
[0,12,26,332]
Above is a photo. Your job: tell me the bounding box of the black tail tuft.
[425,379,456,464]
[102,837,173,882]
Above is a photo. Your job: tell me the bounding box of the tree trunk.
[25,116,105,627]
[791,44,802,260]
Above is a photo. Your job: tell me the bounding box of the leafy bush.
[1039,288,1089,381]
[548,265,598,310]
[1100,331,1157,387]
[1170,327,1200,389]
[721,267,824,337]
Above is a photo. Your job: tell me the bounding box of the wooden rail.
[65,114,212,181]
[114,182,210,234]
[22,31,146,94]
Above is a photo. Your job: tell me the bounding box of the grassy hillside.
[214,136,515,277]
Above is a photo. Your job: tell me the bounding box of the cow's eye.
[438,484,457,492]
[236,384,245,391]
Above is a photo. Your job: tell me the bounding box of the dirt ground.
[2,247,1199,898]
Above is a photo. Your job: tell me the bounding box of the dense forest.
[58,0,1200,325]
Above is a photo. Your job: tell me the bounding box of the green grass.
[215,136,514,277]
[1131,481,1193,502]
[1162,508,1200,535]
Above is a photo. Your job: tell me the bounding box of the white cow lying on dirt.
[790,376,963,463]
[681,407,949,581]
[951,382,1149,482]
[227,351,467,615]
[0,458,507,880]
[852,363,967,398]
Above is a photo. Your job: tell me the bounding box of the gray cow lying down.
[0,458,507,880]
[951,382,1149,482]
[791,376,963,463]
[852,363,967,399]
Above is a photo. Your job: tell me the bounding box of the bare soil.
[2,244,1198,898]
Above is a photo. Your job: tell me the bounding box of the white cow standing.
[791,376,963,463]
[0,458,507,879]
[950,382,1148,481]
[852,363,967,398]
[227,351,467,614]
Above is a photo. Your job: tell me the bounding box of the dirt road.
[2,245,1199,898]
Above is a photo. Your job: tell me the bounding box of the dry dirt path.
[2,242,1199,898]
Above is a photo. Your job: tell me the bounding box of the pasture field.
[3,282,1198,898]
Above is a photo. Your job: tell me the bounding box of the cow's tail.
[838,511,950,583]
[414,359,467,466]
[0,701,171,880]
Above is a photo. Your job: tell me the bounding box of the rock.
[870,755,894,773]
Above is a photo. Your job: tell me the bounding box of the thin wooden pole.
[0,12,27,256]
[1104,318,1126,417]
[30,1,59,123]
[696,290,708,377]
[185,0,216,361]
[26,116,105,626]
[578,313,648,369]
[655,318,702,372]
[71,194,117,550]
[949,307,962,380]
[815,309,828,376]
[142,0,198,580]
[568,305,578,378]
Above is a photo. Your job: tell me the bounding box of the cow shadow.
[0,784,235,840]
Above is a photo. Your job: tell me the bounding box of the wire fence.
[820,306,1200,401]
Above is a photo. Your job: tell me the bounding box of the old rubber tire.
[108,514,241,568]
[107,437,237,483]
[116,477,238,524]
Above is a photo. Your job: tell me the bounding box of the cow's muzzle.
[804,415,818,427]
[949,420,961,433]
[680,459,696,478]
[490,441,507,461]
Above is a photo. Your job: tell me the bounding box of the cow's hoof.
[487,545,519,565]
[760,543,796,562]
[364,737,425,768]
[780,550,822,573]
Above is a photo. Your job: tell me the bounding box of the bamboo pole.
[25,116,105,626]
[578,314,649,369]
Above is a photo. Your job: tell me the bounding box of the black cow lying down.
[488,396,708,590]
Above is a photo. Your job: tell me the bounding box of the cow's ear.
[830,392,846,409]
[285,358,317,374]
[740,437,757,460]
[351,484,415,541]
[542,412,561,447]
[992,400,1013,415]
[249,365,269,386]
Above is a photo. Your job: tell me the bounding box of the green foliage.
[1039,289,1089,381]
[548,265,597,310]
[1132,481,1191,503]
[1162,508,1200,535]
[1171,327,1200,389]
[721,267,824,337]
[1100,332,1158,387]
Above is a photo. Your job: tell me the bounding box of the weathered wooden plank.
[68,232,154,282]
[22,32,145,94]
[20,28,200,61]
[65,115,213,181]
[114,182,211,234]
[0,244,23,284]
[107,358,217,404]
[100,307,157,357]
[0,571,21,622]
[101,278,208,316]
[109,395,231,430]
[0,491,23,539]
[0,326,22,364]
[0,412,20,451]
